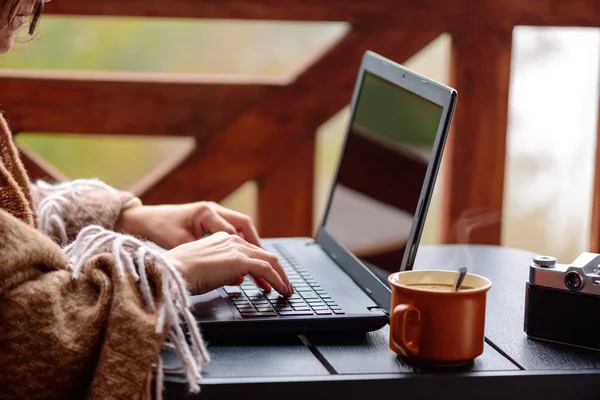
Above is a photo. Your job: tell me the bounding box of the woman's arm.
[30,179,142,245]
[0,209,207,400]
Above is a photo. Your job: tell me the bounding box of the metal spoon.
[453,267,468,291]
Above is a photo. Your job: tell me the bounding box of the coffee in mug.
[407,283,472,292]
[388,270,492,365]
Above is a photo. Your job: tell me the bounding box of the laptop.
[191,51,457,337]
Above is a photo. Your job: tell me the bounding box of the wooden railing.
[3,0,600,249]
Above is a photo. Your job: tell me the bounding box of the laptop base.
[191,238,388,339]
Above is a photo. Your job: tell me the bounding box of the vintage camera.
[524,253,600,350]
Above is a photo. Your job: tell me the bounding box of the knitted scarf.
[0,113,208,399]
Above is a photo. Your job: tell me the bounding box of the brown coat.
[0,113,206,399]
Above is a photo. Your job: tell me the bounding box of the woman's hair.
[2,0,44,35]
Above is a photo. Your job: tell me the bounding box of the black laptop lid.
[315,51,457,311]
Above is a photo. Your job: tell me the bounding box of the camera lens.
[564,271,584,291]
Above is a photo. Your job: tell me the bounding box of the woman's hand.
[116,201,261,249]
[166,232,293,296]
[116,201,286,292]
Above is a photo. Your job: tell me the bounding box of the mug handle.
[391,304,421,357]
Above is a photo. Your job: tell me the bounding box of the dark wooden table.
[163,245,600,399]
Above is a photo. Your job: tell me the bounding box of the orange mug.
[388,270,492,365]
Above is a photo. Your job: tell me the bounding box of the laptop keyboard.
[224,244,344,318]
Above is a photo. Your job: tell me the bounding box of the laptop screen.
[322,71,444,274]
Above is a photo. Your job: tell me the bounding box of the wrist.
[165,249,195,292]
[115,200,146,236]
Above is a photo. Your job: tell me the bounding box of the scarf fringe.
[35,179,119,245]
[65,225,209,398]
[36,179,208,399]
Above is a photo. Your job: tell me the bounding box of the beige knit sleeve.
[0,209,207,400]
[29,179,142,245]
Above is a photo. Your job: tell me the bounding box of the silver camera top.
[529,252,600,295]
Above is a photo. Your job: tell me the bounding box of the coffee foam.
[389,270,491,292]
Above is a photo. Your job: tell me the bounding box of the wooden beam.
[441,27,513,245]
[590,100,600,253]
[126,139,196,197]
[0,75,275,138]
[17,146,68,183]
[43,0,374,22]
[45,0,600,28]
[141,28,443,206]
[257,137,315,237]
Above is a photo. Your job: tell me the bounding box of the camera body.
[524,253,600,350]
